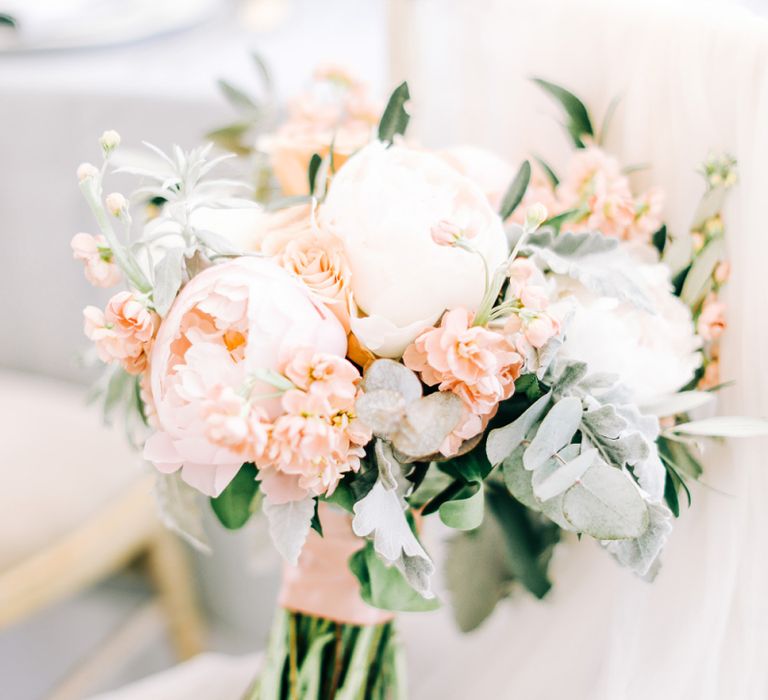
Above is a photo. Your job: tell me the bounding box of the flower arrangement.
[72,69,766,698]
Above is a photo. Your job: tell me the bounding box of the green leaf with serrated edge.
[349,543,439,612]
[378,82,410,143]
[439,480,484,531]
[210,462,259,530]
[523,396,583,471]
[652,224,667,255]
[532,78,594,148]
[486,391,553,466]
[307,153,322,195]
[533,154,559,187]
[486,485,553,598]
[499,160,531,220]
[562,465,649,540]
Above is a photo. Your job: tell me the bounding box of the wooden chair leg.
[145,529,205,660]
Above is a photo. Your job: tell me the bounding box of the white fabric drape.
[391,1,768,698]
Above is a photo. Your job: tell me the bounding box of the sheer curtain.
[392,1,768,698]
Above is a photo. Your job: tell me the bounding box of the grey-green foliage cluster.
[486,361,672,578]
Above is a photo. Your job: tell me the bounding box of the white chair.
[390,1,768,698]
[0,370,204,699]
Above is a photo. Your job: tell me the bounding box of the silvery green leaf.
[639,391,715,417]
[502,446,540,510]
[532,448,598,501]
[582,405,628,439]
[352,480,435,598]
[552,360,588,397]
[445,515,513,632]
[532,445,580,530]
[193,228,241,255]
[632,445,666,503]
[375,439,412,494]
[603,503,673,578]
[361,359,423,403]
[670,416,768,438]
[392,391,463,459]
[523,396,583,471]
[262,497,315,565]
[152,246,185,316]
[526,231,654,312]
[486,391,553,466]
[562,465,649,540]
[680,237,726,307]
[154,473,211,553]
[439,481,484,531]
[355,389,407,437]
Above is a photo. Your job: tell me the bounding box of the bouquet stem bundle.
[247,609,403,700]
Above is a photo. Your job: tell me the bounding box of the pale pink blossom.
[698,360,721,390]
[503,311,560,350]
[105,192,127,217]
[83,291,157,374]
[281,348,360,406]
[403,307,522,422]
[714,261,731,285]
[143,258,348,498]
[627,187,665,242]
[77,162,99,182]
[430,219,463,246]
[71,232,121,287]
[697,296,726,341]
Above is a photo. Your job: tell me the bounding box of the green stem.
[288,613,299,700]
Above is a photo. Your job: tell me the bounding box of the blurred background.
[1,1,767,699]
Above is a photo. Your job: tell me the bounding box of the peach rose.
[259,205,352,330]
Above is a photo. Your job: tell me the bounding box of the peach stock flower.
[260,68,380,195]
[404,307,522,453]
[71,233,121,287]
[201,385,271,458]
[83,291,157,374]
[281,348,360,405]
[697,295,727,341]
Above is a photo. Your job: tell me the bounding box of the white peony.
[555,257,702,404]
[319,142,508,357]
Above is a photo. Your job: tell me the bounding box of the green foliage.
[532,78,594,148]
[209,462,259,529]
[438,480,484,531]
[378,82,411,143]
[534,154,559,187]
[498,160,531,220]
[307,153,322,195]
[652,224,667,255]
[349,542,440,612]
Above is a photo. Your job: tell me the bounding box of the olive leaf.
[532,77,594,148]
[499,160,531,220]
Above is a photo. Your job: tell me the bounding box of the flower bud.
[99,130,121,154]
[524,203,548,230]
[714,260,731,285]
[430,219,463,246]
[106,192,128,217]
[77,162,99,182]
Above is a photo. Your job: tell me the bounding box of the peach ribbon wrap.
[278,503,394,626]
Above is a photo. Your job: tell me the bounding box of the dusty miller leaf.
[262,497,315,566]
[154,472,211,553]
[152,246,185,316]
[603,502,673,578]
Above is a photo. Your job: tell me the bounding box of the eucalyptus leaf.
[562,465,649,540]
[393,391,463,459]
[523,396,583,471]
[361,359,422,402]
[499,160,531,220]
[532,448,597,501]
[486,391,553,465]
[439,480,484,531]
[262,497,315,565]
[501,446,540,510]
[445,515,513,632]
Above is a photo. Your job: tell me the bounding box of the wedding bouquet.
[72,67,765,698]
